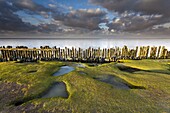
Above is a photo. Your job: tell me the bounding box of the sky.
[0,0,170,38]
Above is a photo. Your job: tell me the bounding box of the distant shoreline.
[0,37,170,40]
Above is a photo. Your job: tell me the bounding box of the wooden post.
[150,46,157,59]
[160,46,167,59]
[65,48,67,60]
[167,51,170,59]
[107,49,110,62]
[68,48,71,59]
[157,46,161,58]
[1,49,5,61]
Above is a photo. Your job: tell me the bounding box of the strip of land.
[0,59,169,112]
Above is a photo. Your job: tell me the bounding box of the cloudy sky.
[0,0,170,38]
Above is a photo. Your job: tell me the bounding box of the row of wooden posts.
[0,46,170,62]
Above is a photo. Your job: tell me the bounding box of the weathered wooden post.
[105,48,107,59]
[40,46,42,60]
[6,48,10,61]
[164,49,168,59]
[43,49,46,60]
[44,46,49,60]
[138,46,148,59]
[22,48,26,60]
[71,47,74,60]
[138,46,143,59]
[0,47,2,61]
[122,45,129,59]
[146,46,151,58]
[160,46,167,59]
[20,48,23,60]
[150,46,157,59]
[102,48,104,59]
[136,46,140,58]
[82,50,85,61]
[60,49,62,60]
[87,47,91,59]
[5,48,8,61]
[78,47,81,61]
[167,51,170,59]
[91,48,94,60]
[65,47,68,60]
[68,48,71,60]
[30,49,33,60]
[50,49,52,60]
[63,49,66,60]
[16,46,19,59]
[36,49,39,60]
[117,47,121,58]
[5,46,11,61]
[46,49,49,59]
[1,48,5,61]
[34,48,38,60]
[57,47,60,60]
[85,49,88,60]
[55,48,58,59]
[42,49,45,60]
[107,48,110,62]
[52,46,56,60]
[109,48,113,60]
[157,46,161,58]
[74,48,77,59]
[143,46,147,59]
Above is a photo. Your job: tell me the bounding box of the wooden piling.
[0,45,169,62]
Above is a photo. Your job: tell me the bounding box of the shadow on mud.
[116,64,142,73]
[116,63,170,75]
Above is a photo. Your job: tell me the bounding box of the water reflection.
[0,38,170,50]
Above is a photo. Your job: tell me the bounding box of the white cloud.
[48,4,56,8]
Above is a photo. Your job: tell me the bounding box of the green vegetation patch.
[0,60,170,112]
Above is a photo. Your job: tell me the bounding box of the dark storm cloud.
[90,0,136,13]
[0,0,107,33]
[12,0,48,11]
[108,13,164,32]
[90,0,170,32]
[7,0,51,16]
[53,8,107,30]
[0,0,61,33]
[90,0,170,16]
[0,1,36,31]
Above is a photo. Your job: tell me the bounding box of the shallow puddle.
[42,82,69,98]
[76,63,86,68]
[53,66,74,76]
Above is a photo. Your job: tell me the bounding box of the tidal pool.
[42,82,69,98]
[42,66,74,98]
[53,66,74,76]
